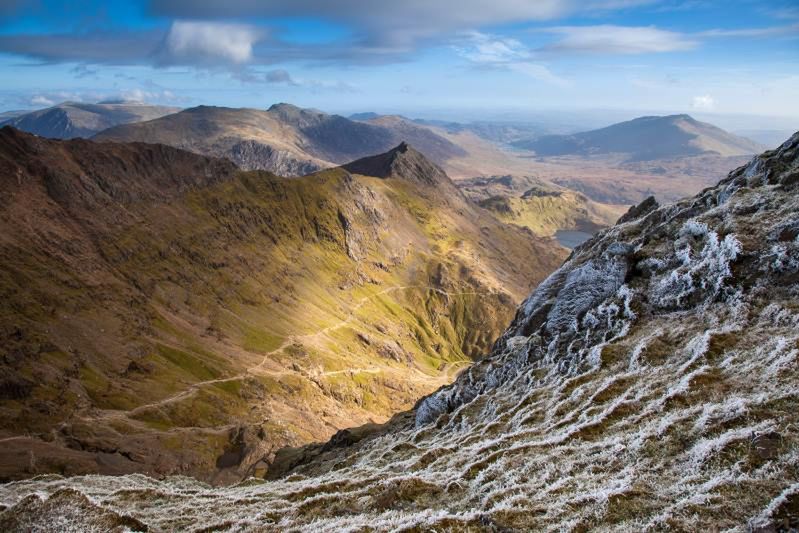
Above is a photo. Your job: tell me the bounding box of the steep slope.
[0,101,179,139]
[357,115,468,164]
[514,114,765,161]
[342,141,452,188]
[94,105,327,175]
[458,175,629,243]
[0,127,565,484]
[94,104,466,176]
[2,133,796,531]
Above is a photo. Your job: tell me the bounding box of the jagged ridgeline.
[2,132,797,531]
[0,127,564,485]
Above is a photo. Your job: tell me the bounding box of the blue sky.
[0,0,797,123]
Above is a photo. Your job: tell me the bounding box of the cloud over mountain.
[158,21,262,65]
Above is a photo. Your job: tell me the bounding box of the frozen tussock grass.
[546,258,627,334]
[749,482,799,531]
[651,219,741,309]
[762,243,799,274]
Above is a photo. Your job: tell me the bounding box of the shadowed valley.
[0,127,564,484]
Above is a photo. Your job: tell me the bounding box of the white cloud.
[150,0,659,53]
[509,63,571,87]
[455,31,530,63]
[162,21,261,65]
[233,68,356,92]
[30,95,55,107]
[692,94,715,110]
[120,88,148,102]
[697,23,799,38]
[541,25,698,54]
[99,88,185,104]
[454,32,570,87]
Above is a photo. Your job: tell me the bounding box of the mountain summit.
[342,142,450,187]
[514,114,765,161]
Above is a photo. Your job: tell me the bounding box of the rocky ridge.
[0,128,564,487]
[94,104,467,177]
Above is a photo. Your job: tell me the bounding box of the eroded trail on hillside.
[82,284,480,426]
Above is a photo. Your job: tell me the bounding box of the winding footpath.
[80,284,484,425]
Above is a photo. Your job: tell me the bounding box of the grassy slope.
[0,131,565,482]
[478,191,628,237]
[459,176,628,238]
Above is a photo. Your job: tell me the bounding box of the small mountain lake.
[555,230,593,249]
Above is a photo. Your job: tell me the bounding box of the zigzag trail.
[82,284,484,424]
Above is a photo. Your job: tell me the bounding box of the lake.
[555,230,593,249]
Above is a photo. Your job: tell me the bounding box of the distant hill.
[358,114,468,164]
[0,109,26,122]
[0,101,180,139]
[95,103,466,176]
[348,112,380,121]
[513,114,765,161]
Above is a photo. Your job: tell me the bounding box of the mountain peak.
[342,142,450,186]
[267,102,299,111]
[515,113,764,161]
[665,113,696,122]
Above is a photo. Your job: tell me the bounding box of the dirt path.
[86,284,484,423]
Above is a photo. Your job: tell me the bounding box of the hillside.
[94,104,466,176]
[356,115,468,164]
[1,132,796,531]
[514,114,765,161]
[0,127,565,484]
[0,101,179,139]
[458,175,629,245]
[0,110,25,122]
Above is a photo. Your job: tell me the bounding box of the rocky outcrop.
[416,131,798,426]
[343,142,452,188]
[617,195,658,224]
[218,139,322,175]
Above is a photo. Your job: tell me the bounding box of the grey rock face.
[224,140,322,176]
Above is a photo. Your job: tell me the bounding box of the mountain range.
[0,126,564,483]
[94,104,467,177]
[1,129,796,531]
[513,114,765,161]
[0,101,179,139]
[2,100,768,209]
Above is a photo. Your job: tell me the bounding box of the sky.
[0,0,797,124]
